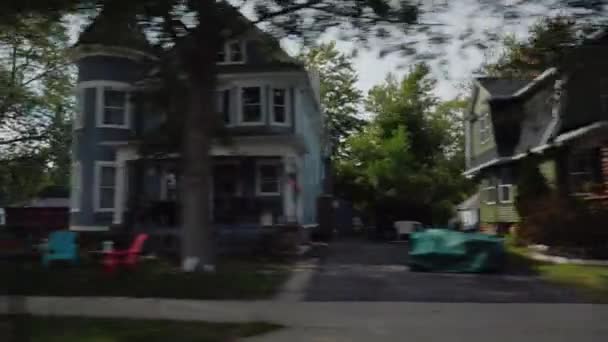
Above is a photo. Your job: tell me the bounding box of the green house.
[464,30,608,234]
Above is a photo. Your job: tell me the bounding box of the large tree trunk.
[180,3,221,272]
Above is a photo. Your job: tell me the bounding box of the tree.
[299,42,363,159]
[480,16,585,78]
[0,14,73,204]
[88,0,422,272]
[6,0,601,271]
[336,63,472,226]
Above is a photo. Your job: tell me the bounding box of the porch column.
[283,155,297,223]
[113,161,127,225]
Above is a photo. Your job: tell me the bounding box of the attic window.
[479,113,492,144]
[218,40,245,64]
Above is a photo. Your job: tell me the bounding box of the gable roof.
[476,78,531,98]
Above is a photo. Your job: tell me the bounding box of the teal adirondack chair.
[42,231,79,267]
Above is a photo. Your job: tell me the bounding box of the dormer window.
[218,40,245,64]
[479,112,492,145]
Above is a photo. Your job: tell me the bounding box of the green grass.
[506,239,608,301]
[1,316,282,342]
[1,258,290,300]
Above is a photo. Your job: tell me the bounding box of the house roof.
[476,78,531,98]
[76,7,156,55]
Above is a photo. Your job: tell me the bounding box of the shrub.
[518,194,608,256]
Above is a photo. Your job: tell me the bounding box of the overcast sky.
[68,0,606,100]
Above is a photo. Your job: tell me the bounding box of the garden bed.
[0,258,290,300]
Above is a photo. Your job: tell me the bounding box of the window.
[257,161,282,195]
[71,162,82,212]
[216,90,231,125]
[240,87,263,124]
[479,113,492,144]
[271,88,289,125]
[483,185,497,205]
[218,40,245,64]
[95,162,116,212]
[499,184,514,203]
[74,89,85,129]
[568,148,603,194]
[100,88,129,128]
[213,163,241,197]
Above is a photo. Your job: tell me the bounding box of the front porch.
[112,136,307,232]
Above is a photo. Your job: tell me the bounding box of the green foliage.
[300,42,364,159]
[336,63,473,225]
[0,14,73,203]
[481,16,583,78]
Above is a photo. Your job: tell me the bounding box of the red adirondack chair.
[102,233,148,274]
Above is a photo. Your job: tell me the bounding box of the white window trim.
[95,83,132,129]
[270,87,291,126]
[70,162,82,212]
[256,160,282,196]
[498,184,514,204]
[94,161,117,212]
[479,113,491,145]
[218,40,247,65]
[238,85,266,126]
[483,185,497,205]
[213,160,243,197]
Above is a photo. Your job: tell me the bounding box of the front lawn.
[507,242,608,301]
[1,258,290,300]
[1,316,282,342]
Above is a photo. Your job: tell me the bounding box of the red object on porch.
[102,233,148,274]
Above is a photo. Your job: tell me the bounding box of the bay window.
[240,87,263,124]
[271,88,289,125]
[95,162,116,212]
[100,88,129,128]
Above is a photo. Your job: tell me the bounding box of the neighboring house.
[464,30,608,234]
[456,193,480,231]
[69,7,327,237]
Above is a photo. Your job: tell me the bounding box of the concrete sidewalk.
[2,296,608,341]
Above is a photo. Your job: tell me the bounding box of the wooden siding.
[479,173,520,224]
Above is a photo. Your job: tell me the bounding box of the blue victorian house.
[69,8,327,249]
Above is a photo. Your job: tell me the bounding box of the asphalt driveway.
[304,239,587,302]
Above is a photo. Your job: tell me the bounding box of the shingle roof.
[476,78,531,97]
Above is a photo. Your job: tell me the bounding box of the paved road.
[4,296,607,342]
[305,239,587,302]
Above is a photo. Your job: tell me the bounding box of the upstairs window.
[479,113,492,144]
[216,90,231,125]
[568,148,603,194]
[218,40,245,64]
[498,184,514,203]
[483,185,497,205]
[100,88,129,128]
[240,87,263,124]
[271,88,289,125]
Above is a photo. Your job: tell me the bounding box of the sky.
[67,0,607,100]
